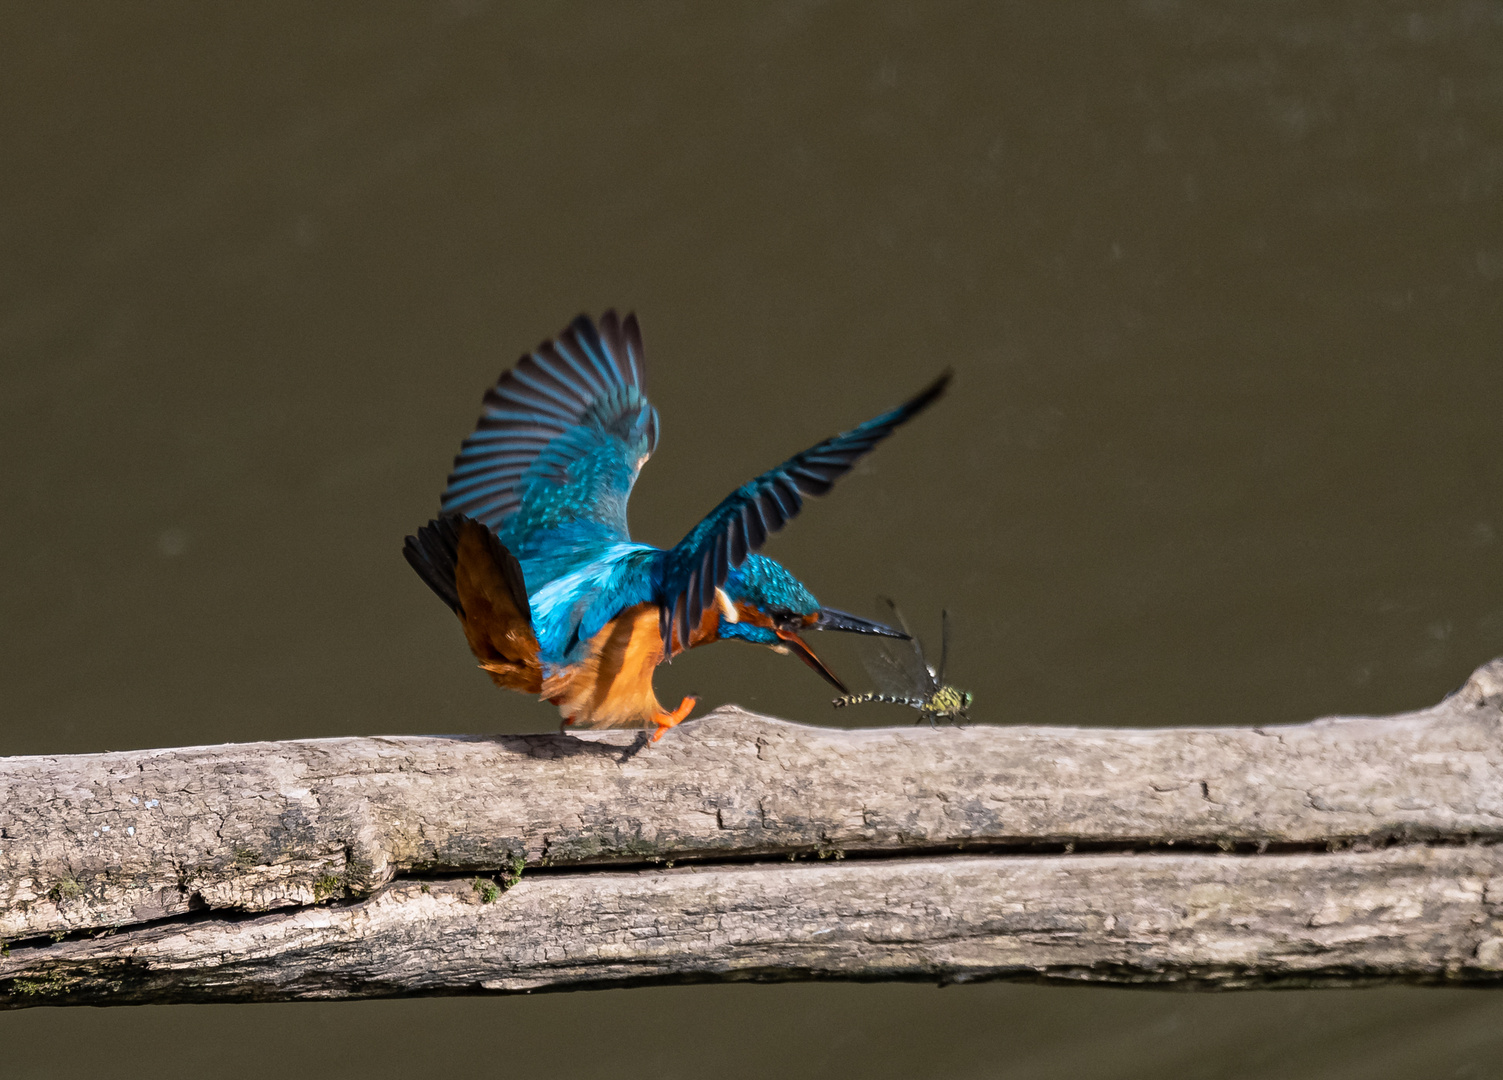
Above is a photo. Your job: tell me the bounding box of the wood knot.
[1456,658,1503,711]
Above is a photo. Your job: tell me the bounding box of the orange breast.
[544,603,664,728]
[543,601,721,728]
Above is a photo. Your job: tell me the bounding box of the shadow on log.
[2,659,1502,1006]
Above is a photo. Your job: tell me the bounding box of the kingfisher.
[404,311,949,742]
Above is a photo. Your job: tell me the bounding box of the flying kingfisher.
[404,311,949,742]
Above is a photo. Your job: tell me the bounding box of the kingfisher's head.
[714,554,905,693]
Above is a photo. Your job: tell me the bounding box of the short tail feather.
[404,514,541,694]
[404,514,530,623]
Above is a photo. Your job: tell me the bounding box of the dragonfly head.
[716,555,906,693]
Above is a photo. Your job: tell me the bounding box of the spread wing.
[657,371,951,650]
[439,312,658,563]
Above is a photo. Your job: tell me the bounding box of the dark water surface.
[4,3,1502,1076]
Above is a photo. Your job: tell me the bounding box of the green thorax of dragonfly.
[830,599,972,725]
[925,683,973,720]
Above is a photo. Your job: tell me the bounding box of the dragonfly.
[831,598,972,725]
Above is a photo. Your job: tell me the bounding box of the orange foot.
[649,695,699,743]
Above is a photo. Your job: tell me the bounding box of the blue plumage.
[657,378,948,650]
[406,311,947,738]
[528,542,659,664]
[723,554,818,617]
[443,312,657,587]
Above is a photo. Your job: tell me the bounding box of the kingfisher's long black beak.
[774,629,851,695]
[770,608,906,694]
[811,607,909,639]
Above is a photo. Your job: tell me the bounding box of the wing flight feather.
[658,371,951,650]
[439,311,658,540]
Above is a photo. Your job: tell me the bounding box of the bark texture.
[2,659,1502,1006]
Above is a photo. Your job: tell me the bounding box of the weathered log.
[2,660,1502,1006]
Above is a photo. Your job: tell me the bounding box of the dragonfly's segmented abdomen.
[832,693,931,709]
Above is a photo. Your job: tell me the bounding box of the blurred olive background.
[3,2,1502,1077]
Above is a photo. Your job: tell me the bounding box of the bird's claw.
[649,695,698,743]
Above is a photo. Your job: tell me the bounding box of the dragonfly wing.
[861,639,923,697]
[937,608,950,686]
[871,597,936,696]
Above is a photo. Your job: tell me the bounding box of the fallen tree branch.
[3,660,1502,1005]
